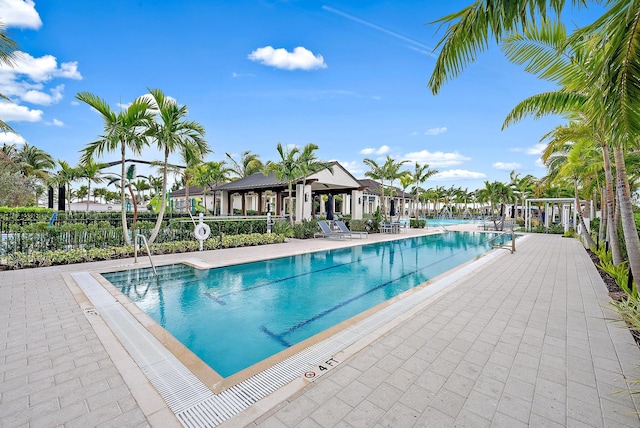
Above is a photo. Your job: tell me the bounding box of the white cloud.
[526,143,546,155]
[403,149,470,167]
[21,84,64,105]
[0,52,82,82]
[0,0,42,29]
[535,158,545,168]
[493,162,522,170]
[360,145,389,156]
[0,131,27,145]
[0,101,42,121]
[51,118,64,127]
[424,126,447,136]
[337,160,364,177]
[248,46,327,71]
[433,169,487,180]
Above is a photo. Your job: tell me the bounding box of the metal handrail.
[487,224,517,254]
[134,234,158,276]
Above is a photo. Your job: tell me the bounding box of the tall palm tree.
[363,158,388,219]
[144,88,208,244]
[297,143,333,220]
[541,126,598,247]
[384,156,409,221]
[429,0,640,290]
[77,92,154,245]
[226,150,263,179]
[410,162,438,218]
[264,143,302,226]
[500,20,626,263]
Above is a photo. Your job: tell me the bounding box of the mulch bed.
[586,248,640,346]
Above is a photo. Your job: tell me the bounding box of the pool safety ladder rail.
[134,233,157,276]
[489,225,517,254]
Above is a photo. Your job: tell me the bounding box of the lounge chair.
[314,220,351,239]
[334,220,367,238]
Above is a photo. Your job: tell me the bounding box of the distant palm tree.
[144,88,208,244]
[53,160,79,211]
[77,158,107,211]
[264,143,302,225]
[226,150,263,178]
[410,162,438,218]
[190,161,231,214]
[297,143,333,220]
[77,92,154,245]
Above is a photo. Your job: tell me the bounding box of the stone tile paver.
[2,231,640,427]
[250,234,640,427]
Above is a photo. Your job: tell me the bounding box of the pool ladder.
[488,224,517,254]
[134,234,158,276]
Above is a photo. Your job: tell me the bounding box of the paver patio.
[1,229,639,427]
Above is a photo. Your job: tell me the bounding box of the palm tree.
[399,172,413,220]
[297,143,333,220]
[77,158,107,211]
[264,143,302,226]
[53,160,79,211]
[226,150,263,179]
[499,20,626,263]
[428,0,640,291]
[190,161,231,214]
[77,92,154,245]
[383,156,409,221]
[363,155,408,221]
[144,88,209,244]
[363,158,387,219]
[410,162,438,218]
[541,126,598,247]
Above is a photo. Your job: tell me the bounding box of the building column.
[219,190,228,215]
[295,184,312,221]
[351,190,363,220]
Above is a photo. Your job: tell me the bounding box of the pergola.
[524,197,592,232]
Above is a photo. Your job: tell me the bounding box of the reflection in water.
[102,231,516,377]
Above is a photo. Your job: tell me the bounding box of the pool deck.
[1,224,640,427]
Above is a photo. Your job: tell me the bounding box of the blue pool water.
[102,231,514,378]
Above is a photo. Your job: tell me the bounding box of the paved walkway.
[245,234,640,427]
[1,230,640,427]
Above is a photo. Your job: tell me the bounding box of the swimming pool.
[102,231,514,378]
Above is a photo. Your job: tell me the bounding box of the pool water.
[102,231,514,378]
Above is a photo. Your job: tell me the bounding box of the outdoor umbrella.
[327,194,334,220]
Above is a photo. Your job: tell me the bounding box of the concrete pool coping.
[66,226,511,426]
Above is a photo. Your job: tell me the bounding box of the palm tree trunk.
[602,144,623,264]
[86,180,91,212]
[148,150,169,245]
[614,147,640,290]
[598,187,606,247]
[574,179,595,247]
[120,143,131,245]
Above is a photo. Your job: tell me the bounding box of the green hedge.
[1,233,286,270]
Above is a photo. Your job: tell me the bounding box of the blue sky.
[0,0,603,191]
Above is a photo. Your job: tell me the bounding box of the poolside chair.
[334,220,367,238]
[314,220,351,239]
